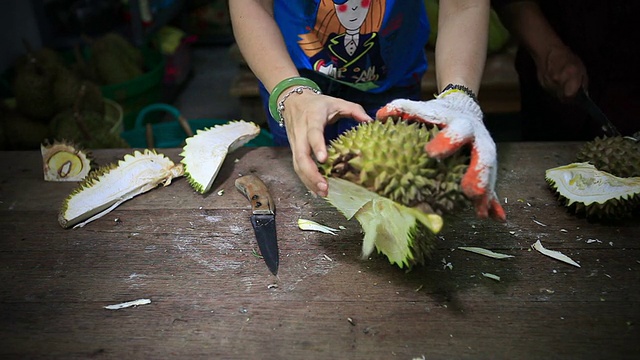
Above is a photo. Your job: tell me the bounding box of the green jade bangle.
[268,77,321,123]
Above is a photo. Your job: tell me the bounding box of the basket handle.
[135,103,193,136]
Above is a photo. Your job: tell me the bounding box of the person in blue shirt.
[230,0,505,221]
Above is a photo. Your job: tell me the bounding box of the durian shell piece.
[180,120,260,194]
[326,177,443,268]
[545,162,640,219]
[59,149,184,228]
[41,140,93,182]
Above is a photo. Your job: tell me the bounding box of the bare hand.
[537,45,588,101]
[282,90,372,197]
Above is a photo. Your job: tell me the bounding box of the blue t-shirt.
[274,0,430,93]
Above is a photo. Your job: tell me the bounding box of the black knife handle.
[235,175,275,214]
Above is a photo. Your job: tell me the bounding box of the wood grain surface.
[0,144,638,359]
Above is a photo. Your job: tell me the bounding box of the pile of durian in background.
[545,132,640,221]
[319,120,471,269]
[0,33,145,151]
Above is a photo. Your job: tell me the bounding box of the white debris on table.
[458,246,514,259]
[104,298,151,310]
[532,240,581,268]
[297,218,340,235]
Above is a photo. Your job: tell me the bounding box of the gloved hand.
[376,90,506,222]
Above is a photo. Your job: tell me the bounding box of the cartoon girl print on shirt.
[298,0,387,90]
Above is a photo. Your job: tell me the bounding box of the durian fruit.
[12,50,61,121]
[14,46,64,71]
[49,100,128,149]
[41,140,93,182]
[100,33,144,68]
[180,121,260,194]
[546,162,640,220]
[575,135,640,178]
[89,33,144,85]
[59,149,184,228]
[318,120,470,268]
[53,68,104,115]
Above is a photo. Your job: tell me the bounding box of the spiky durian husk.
[320,120,470,267]
[575,135,640,178]
[180,120,260,194]
[320,120,470,214]
[59,149,184,228]
[546,162,640,220]
[41,139,94,181]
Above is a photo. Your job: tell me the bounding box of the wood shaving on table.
[297,218,340,235]
[458,246,514,259]
[104,298,151,310]
[532,219,547,227]
[482,273,501,281]
[532,240,581,267]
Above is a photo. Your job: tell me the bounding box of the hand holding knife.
[235,174,279,275]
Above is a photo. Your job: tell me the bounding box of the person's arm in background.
[229,0,371,198]
[494,0,587,100]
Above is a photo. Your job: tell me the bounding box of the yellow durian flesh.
[41,140,92,182]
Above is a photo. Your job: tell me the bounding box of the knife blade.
[576,87,621,137]
[235,174,279,275]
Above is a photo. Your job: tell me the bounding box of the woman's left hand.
[376,91,506,222]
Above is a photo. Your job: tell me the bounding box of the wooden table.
[1,144,638,359]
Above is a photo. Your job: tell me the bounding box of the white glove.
[376,90,506,221]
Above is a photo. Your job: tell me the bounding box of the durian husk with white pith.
[546,162,640,220]
[180,120,260,194]
[59,149,184,228]
[41,140,93,181]
[319,120,470,268]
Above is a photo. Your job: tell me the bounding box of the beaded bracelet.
[440,83,479,104]
[275,86,322,127]
[268,77,322,122]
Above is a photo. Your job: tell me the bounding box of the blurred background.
[0,0,522,151]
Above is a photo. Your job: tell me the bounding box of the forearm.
[229,0,298,92]
[495,1,566,66]
[435,0,490,94]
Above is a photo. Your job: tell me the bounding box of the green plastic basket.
[121,103,273,148]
